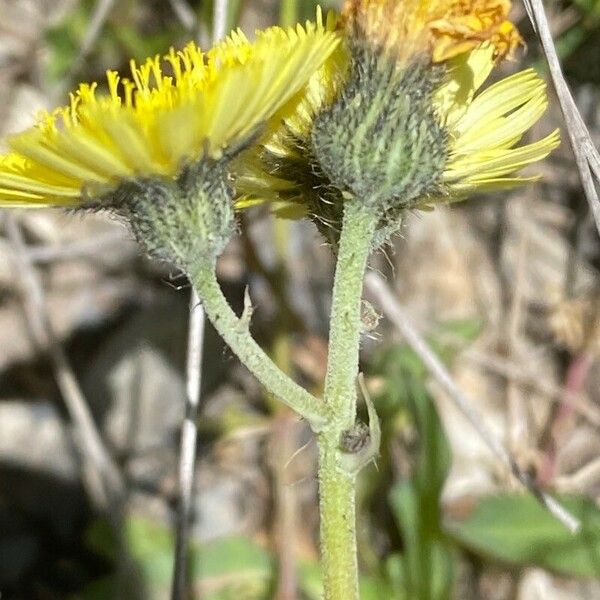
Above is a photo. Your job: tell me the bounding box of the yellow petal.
[0,11,340,208]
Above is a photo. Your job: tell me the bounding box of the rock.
[0,400,77,480]
[82,302,189,462]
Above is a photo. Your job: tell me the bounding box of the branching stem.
[192,199,378,600]
[190,263,327,430]
[318,199,378,600]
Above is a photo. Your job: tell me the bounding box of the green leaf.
[45,5,89,82]
[386,374,455,599]
[371,318,483,400]
[385,554,407,599]
[390,482,420,591]
[78,575,119,600]
[85,517,274,599]
[574,0,600,17]
[125,517,175,589]
[84,518,119,562]
[190,536,273,599]
[390,483,455,600]
[366,319,475,598]
[408,376,451,494]
[298,562,322,600]
[126,525,274,598]
[81,517,171,598]
[447,494,600,578]
[359,574,398,600]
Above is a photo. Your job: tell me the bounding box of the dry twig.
[462,350,600,428]
[26,229,131,263]
[168,0,198,31]
[213,0,229,41]
[170,2,229,598]
[506,206,530,456]
[523,0,600,235]
[5,214,125,514]
[171,290,206,600]
[556,456,600,493]
[168,0,211,47]
[365,271,581,533]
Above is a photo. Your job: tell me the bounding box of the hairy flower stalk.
[234,1,560,598]
[317,198,379,599]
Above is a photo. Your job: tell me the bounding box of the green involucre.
[95,157,236,270]
[312,43,449,213]
[245,43,451,249]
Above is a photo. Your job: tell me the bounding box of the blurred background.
[1,1,600,598]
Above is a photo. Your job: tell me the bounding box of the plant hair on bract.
[85,156,235,271]
[312,41,450,213]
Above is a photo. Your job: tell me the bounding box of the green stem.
[319,199,378,600]
[318,436,358,600]
[191,262,326,430]
[323,200,378,427]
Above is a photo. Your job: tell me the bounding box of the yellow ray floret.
[436,46,560,199]
[235,43,559,214]
[0,10,340,207]
[343,0,522,63]
[234,32,350,211]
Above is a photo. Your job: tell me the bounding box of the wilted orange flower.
[343,0,522,63]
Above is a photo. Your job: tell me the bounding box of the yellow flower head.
[0,11,340,208]
[343,0,522,63]
[235,2,558,246]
